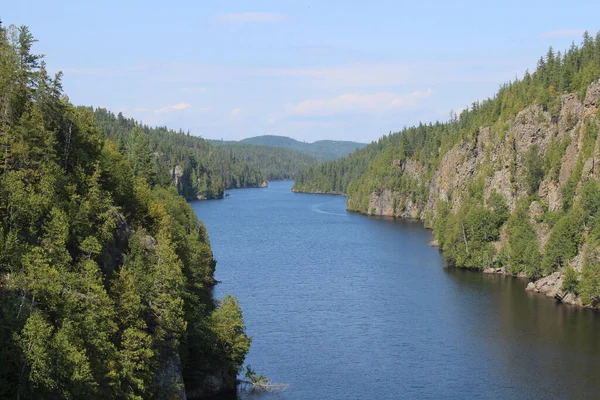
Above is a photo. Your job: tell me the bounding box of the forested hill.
[0,23,250,399]
[236,135,368,161]
[94,108,266,200]
[294,32,600,308]
[209,140,318,180]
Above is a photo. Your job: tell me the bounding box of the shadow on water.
[444,267,600,399]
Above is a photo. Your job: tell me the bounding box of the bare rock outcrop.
[359,80,600,309]
[526,272,584,307]
[155,348,187,400]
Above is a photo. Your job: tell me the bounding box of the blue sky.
[4,0,599,142]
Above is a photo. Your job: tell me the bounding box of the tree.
[210,295,251,375]
[541,209,584,275]
[0,23,251,398]
[523,144,544,194]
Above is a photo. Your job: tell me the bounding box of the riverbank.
[297,187,594,310]
[291,188,345,195]
[193,180,600,400]
[482,267,586,308]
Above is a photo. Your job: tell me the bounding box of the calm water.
[191,181,600,400]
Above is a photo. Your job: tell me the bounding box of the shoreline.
[296,187,595,311]
[291,189,346,196]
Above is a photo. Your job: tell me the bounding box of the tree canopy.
[0,22,250,399]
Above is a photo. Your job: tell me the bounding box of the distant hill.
[208,141,319,181]
[238,135,368,161]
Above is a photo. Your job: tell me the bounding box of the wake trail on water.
[311,202,348,217]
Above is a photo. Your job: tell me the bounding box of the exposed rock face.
[401,159,426,180]
[526,272,583,307]
[170,165,184,186]
[259,180,269,188]
[186,369,237,399]
[529,201,551,248]
[483,267,506,274]
[368,189,395,216]
[584,81,600,116]
[155,348,187,400]
[365,159,425,218]
[539,179,563,212]
[356,80,600,308]
[364,80,600,217]
[368,189,419,218]
[101,211,134,279]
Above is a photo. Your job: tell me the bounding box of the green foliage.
[562,266,580,295]
[579,248,600,305]
[93,108,266,200]
[544,135,571,181]
[524,144,544,194]
[244,365,269,386]
[539,209,564,227]
[562,155,585,210]
[210,141,319,180]
[487,192,509,225]
[297,32,600,291]
[211,295,251,374]
[126,126,158,186]
[237,135,367,161]
[505,203,541,277]
[0,24,250,399]
[436,198,505,270]
[580,179,600,225]
[297,33,600,205]
[432,200,451,248]
[541,208,584,275]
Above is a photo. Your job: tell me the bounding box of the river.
[191,181,600,400]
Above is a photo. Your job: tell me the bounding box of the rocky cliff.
[362,82,600,218]
[350,81,600,308]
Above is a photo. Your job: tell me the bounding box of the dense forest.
[93,109,266,201]
[0,23,250,399]
[237,135,367,161]
[294,32,600,307]
[209,140,318,181]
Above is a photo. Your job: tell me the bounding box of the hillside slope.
[294,33,600,308]
[239,135,367,161]
[94,109,267,200]
[209,141,319,180]
[0,23,250,399]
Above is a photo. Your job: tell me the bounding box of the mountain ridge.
[233,134,368,161]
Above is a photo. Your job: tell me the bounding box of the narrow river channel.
[191,181,600,400]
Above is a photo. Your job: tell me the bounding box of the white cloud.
[539,29,586,39]
[285,90,433,116]
[154,102,191,113]
[216,12,287,24]
[228,108,241,119]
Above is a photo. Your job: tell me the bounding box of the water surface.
[191,181,600,400]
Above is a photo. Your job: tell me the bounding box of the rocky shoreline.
[297,188,596,311]
[427,240,592,309]
[482,267,586,308]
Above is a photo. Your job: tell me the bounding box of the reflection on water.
[192,181,600,400]
[446,268,600,399]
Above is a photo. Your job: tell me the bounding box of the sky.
[4,0,600,143]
